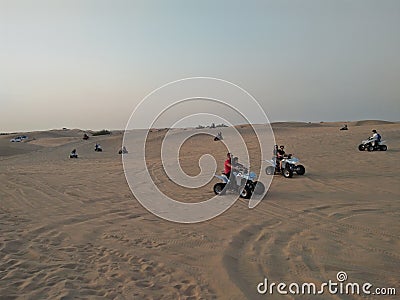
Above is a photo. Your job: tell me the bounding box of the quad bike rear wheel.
[380,145,387,151]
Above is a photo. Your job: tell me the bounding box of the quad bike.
[213,167,265,199]
[95,145,103,152]
[358,138,387,152]
[119,146,128,154]
[265,155,305,178]
[214,132,223,141]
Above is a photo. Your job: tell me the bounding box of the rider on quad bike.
[371,130,381,147]
[266,145,306,178]
[223,152,232,179]
[217,153,238,195]
[276,145,286,172]
[214,154,265,198]
[232,156,246,171]
[95,143,103,152]
[224,155,246,189]
[358,130,387,151]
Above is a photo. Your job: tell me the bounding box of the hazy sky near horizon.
[1,0,399,132]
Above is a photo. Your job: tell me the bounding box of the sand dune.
[271,122,324,128]
[352,120,397,126]
[0,122,399,299]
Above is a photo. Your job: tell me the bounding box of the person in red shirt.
[224,152,232,179]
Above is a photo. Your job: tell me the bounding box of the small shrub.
[92,129,111,136]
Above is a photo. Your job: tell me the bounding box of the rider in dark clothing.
[70,149,78,158]
[276,145,286,171]
[232,157,246,172]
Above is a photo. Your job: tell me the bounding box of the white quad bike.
[213,167,265,199]
[265,155,305,178]
[358,138,387,152]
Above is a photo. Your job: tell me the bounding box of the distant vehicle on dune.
[10,136,28,142]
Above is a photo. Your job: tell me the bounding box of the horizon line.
[1,119,399,134]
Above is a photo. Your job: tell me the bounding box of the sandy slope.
[0,122,399,299]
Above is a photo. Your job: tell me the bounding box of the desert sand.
[0,121,399,299]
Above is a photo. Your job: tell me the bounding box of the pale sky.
[1,0,399,132]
